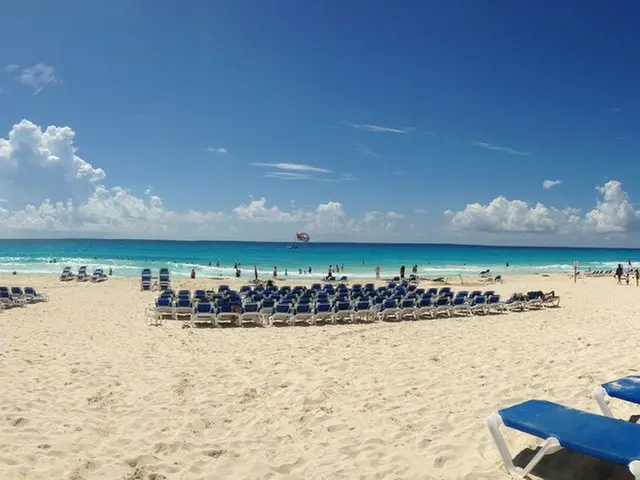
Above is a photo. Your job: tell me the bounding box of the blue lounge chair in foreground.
[487,399,640,478]
[595,375,640,419]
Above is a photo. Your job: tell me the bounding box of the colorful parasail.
[296,232,311,243]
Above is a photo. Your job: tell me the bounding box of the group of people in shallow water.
[187,262,423,281]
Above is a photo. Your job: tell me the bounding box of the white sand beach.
[1,273,638,479]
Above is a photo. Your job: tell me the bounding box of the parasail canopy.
[296,232,311,243]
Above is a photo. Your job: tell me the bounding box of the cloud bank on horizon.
[1,119,639,245]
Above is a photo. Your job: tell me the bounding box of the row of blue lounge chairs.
[60,266,108,282]
[490,375,640,479]
[0,286,48,311]
[147,282,559,327]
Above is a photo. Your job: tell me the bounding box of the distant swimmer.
[506,262,510,268]
[308,266,312,274]
[375,265,380,280]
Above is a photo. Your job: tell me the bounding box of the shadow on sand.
[514,448,633,480]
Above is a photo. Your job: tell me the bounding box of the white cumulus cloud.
[0,119,226,239]
[445,197,572,233]
[445,180,640,236]
[543,179,562,189]
[585,181,639,233]
[233,198,303,222]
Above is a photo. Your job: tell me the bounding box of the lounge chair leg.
[486,412,562,478]
[594,386,614,418]
[629,460,640,479]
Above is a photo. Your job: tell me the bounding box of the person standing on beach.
[616,264,624,284]
[273,267,278,279]
[190,269,196,279]
[254,265,258,281]
[400,265,405,280]
[635,269,639,286]
[375,265,380,280]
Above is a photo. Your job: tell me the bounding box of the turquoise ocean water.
[0,239,637,279]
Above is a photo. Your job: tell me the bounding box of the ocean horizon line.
[1,237,640,252]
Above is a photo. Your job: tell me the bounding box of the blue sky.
[1,1,640,245]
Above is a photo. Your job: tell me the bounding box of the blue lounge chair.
[416,296,434,320]
[173,298,192,318]
[60,266,75,281]
[451,296,471,316]
[140,269,152,290]
[595,375,640,419]
[399,298,417,321]
[292,303,314,326]
[191,301,214,326]
[159,268,171,290]
[353,299,374,323]
[154,297,174,319]
[91,268,107,282]
[470,295,487,315]
[486,295,505,314]
[487,399,640,478]
[10,287,26,302]
[216,301,239,326]
[24,287,48,302]
[379,299,400,322]
[77,266,89,282]
[240,302,263,326]
[433,296,452,318]
[334,301,353,323]
[525,291,543,309]
[271,303,293,326]
[314,302,334,324]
